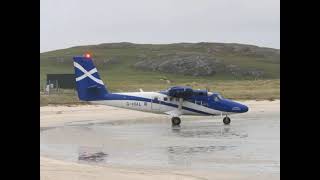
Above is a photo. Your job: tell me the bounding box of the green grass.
[40,90,89,106]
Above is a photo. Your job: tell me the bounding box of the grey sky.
[40,0,280,52]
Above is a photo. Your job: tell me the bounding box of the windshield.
[217,94,224,99]
[213,94,224,102]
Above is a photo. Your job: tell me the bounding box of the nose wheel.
[171,117,181,126]
[223,116,231,125]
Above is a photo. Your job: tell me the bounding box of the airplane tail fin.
[73,55,108,101]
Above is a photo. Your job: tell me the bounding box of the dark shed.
[46,74,75,89]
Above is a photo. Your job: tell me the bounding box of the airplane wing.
[164,86,209,117]
[164,86,192,117]
[167,86,193,99]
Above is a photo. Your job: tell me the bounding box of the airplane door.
[151,97,160,112]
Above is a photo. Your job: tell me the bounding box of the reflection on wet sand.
[170,125,246,138]
[167,125,239,167]
[78,146,108,163]
[168,145,235,154]
[166,145,236,167]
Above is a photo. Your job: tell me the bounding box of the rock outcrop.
[134,54,224,76]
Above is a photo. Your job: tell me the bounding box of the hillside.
[40,42,279,97]
[41,43,279,79]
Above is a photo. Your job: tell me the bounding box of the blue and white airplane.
[73,54,249,126]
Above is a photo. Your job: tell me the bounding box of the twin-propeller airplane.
[73,54,249,126]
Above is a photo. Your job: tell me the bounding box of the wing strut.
[164,98,183,117]
[178,98,183,111]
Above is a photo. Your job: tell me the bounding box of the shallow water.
[40,111,279,174]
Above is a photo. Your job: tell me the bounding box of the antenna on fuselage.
[205,85,211,93]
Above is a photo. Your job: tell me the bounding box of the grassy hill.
[40,42,279,105]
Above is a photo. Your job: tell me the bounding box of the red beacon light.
[84,53,91,59]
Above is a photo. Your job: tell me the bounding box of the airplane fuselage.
[90,91,247,117]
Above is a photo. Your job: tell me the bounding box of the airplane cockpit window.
[213,94,224,102]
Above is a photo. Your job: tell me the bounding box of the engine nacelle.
[167,86,194,99]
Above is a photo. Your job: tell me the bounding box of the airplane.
[73,53,249,126]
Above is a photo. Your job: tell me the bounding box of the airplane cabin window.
[170,97,173,101]
[164,97,168,101]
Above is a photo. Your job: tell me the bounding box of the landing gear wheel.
[171,117,181,126]
[223,116,231,125]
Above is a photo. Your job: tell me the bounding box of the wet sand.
[40,100,280,180]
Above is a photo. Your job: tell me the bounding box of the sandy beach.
[40,100,279,128]
[40,100,280,180]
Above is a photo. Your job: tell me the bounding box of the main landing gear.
[223,116,231,125]
[171,98,183,126]
[171,116,230,126]
[171,117,181,126]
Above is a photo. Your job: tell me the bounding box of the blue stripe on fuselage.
[96,93,215,115]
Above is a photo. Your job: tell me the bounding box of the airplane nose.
[242,105,249,113]
[225,99,249,113]
[231,103,249,113]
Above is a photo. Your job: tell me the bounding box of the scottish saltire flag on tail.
[73,54,108,101]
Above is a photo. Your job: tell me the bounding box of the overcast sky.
[40,0,280,52]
